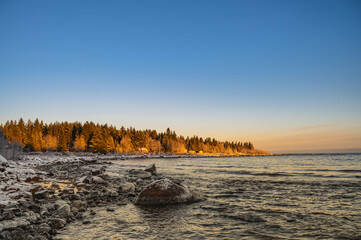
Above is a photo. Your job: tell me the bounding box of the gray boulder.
[134,178,203,205]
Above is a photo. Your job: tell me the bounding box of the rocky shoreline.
[0,153,194,240]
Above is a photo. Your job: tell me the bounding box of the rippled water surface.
[58,154,361,239]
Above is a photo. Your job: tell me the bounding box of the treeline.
[0,118,255,154]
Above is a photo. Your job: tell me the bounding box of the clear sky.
[1,0,361,153]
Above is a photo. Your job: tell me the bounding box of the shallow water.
[57,154,361,239]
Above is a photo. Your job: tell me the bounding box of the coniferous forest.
[0,118,261,155]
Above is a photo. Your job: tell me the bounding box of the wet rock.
[107,189,118,197]
[49,229,57,235]
[120,182,136,193]
[129,169,152,179]
[71,207,79,215]
[34,190,49,200]
[91,168,104,176]
[136,178,144,184]
[2,210,15,220]
[78,206,86,212]
[134,178,203,205]
[48,218,66,229]
[70,193,81,200]
[54,199,67,208]
[75,176,88,184]
[38,223,51,233]
[91,176,105,184]
[144,164,157,175]
[52,199,73,219]
[72,200,83,209]
[54,203,73,219]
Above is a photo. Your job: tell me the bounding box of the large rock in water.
[134,179,202,205]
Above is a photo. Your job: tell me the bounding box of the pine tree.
[43,135,57,151]
[89,128,103,153]
[57,125,68,151]
[73,135,86,152]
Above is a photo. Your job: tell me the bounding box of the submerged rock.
[144,164,157,175]
[129,169,152,179]
[134,179,202,205]
[226,213,266,222]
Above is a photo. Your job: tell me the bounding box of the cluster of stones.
[1,156,203,240]
[0,158,162,240]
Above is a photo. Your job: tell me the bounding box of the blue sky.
[0,0,360,152]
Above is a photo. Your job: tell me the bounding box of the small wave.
[253,172,291,177]
[337,169,361,173]
[213,194,238,199]
[215,170,252,175]
[305,169,361,173]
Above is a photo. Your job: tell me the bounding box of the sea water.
[57,154,361,239]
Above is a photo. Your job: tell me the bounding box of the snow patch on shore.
[0,153,93,205]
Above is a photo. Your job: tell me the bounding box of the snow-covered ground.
[0,153,92,207]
